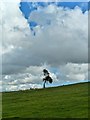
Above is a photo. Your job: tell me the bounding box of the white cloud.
[2,64,58,91]
[59,63,88,81]
[1,0,31,54]
[2,63,88,92]
[28,5,88,65]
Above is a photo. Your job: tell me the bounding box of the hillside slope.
[2,82,89,118]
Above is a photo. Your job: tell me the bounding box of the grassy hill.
[2,82,89,119]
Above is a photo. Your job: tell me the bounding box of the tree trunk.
[43,80,46,88]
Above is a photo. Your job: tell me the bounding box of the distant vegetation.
[2,82,89,119]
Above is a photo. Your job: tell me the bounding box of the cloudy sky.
[0,0,89,92]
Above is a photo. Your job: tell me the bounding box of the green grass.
[2,82,89,118]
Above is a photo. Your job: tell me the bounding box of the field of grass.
[2,82,89,119]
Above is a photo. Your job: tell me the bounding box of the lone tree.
[43,69,53,88]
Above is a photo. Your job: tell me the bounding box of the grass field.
[2,82,89,119]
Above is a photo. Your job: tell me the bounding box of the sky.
[0,0,89,92]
